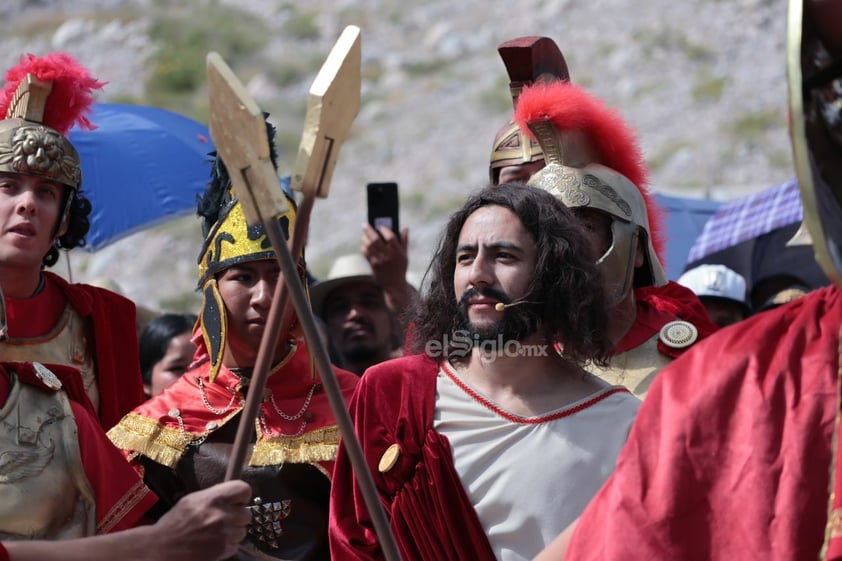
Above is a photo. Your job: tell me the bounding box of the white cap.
[678,264,747,305]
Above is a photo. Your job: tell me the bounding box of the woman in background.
[139,313,198,398]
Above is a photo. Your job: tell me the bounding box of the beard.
[341,341,381,363]
[453,286,542,345]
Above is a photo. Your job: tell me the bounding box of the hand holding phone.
[367,182,399,236]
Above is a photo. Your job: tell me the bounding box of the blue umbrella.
[653,193,720,280]
[68,103,215,250]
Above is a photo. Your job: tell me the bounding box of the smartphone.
[367,182,400,235]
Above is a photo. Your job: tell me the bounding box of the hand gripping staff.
[206,26,403,561]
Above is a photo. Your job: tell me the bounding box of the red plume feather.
[0,52,105,134]
[514,81,665,260]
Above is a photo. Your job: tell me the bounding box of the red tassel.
[0,52,106,134]
[514,81,665,260]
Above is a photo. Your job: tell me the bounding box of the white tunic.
[433,362,640,561]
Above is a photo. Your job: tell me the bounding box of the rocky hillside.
[1,0,794,312]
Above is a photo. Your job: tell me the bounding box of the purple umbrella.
[685,178,829,307]
[69,103,215,250]
[687,178,802,263]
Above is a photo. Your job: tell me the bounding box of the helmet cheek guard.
[529,162,667,298]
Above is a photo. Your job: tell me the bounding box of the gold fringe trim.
[821,324,842,560]
[250,425,341,466]
[107,413,198,469]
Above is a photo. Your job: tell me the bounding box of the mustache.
[458,287,511,309]
[343,317,375,332]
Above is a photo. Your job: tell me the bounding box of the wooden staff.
[206,27,403,561]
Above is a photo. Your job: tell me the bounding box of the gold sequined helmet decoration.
[787,0,842,288]
[515,81,668,304]
[196,118,302,382]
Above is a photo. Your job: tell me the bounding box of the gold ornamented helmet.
[515,81,667,304]
[787,0,842,287]
[489,36,570,185]
[196,122,302,382]
[488,120,544,185]
[0,53,103,193]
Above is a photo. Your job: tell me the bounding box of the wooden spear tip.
[308,25,362,97]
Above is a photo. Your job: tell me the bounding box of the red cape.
[566,285,842,561]
[615,281,720,358]
[111,339,359,472]
[46,272,145,429]
[329,353,497,561]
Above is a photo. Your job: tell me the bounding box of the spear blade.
[291,25,361,198]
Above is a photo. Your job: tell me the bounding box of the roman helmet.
[0,53,103,252]
[489,120,544,185]
[489,36,570,185]
[787,0,842,288]
[196,119,303,382]
[515,81,667,304]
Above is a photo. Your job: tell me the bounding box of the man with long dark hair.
[329,184,639,561]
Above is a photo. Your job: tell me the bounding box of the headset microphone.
[494,300,540,311]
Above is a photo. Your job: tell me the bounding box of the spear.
[206,26,403,561]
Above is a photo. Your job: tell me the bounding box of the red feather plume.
[514,81,665,260]
[0,52,105,134]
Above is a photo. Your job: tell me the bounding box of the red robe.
[4,272,145,429]
[329,353,505,561]
[0,363,156,535]
[565,285,842,561]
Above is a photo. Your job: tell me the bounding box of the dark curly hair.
[411,182,613,365]
[44,187,91,268]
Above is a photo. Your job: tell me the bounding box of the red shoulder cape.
[46,272,145,429]
[615,281,720,358]
[566,285,842,561]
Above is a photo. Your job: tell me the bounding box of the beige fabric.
[0,372,96,539]
[0,304,99,412]
[585,333,672,399]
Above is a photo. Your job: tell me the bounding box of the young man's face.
[497,159,546,185]
[573,207,613,260]
[453,205,538,339]
[0,172,65,271]
[217,258,284,367]
[322,280,395,369]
